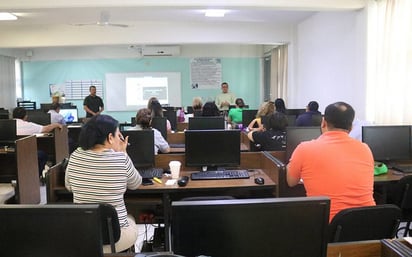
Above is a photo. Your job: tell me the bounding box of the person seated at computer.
[13,107,63,177]
[192,96,203,116]
[274,98,287,114]
[149,99,172,133]
[286,102,375,222]
[129,108,170,154]
[47,102,66,125]
[227,98,247,128]
[295,101,321,126]
[201,101,220,117]
[65,114,142,253]
[247,101,275,132]
[247,112,288,151]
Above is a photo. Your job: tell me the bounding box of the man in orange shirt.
[287,102,375,222]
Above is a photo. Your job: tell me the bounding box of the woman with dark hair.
[274,98,287,114]
[227,98,247,127]
[65,114,142,253]
[247,112,288,151]
[201,101,220,117]
[149,99,172,132]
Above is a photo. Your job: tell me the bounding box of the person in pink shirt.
[287,102,375,222]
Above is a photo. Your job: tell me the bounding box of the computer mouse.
[254,177,265,185]
[177,176,189,187]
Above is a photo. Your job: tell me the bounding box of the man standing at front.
[83,85,104,118]
[215,82,236,111]
[287,102,375,222]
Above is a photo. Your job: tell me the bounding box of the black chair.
[311,114,322,126]
[393,175,412,237]
[99,203,121,253]
[328,204,401,243]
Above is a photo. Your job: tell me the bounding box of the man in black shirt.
[83,86,104,118]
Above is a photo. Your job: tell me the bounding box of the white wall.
[290,9,367,119]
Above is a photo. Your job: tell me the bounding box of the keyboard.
[138,167,164,179]
[392,165,412,173]
[191,170,250,180]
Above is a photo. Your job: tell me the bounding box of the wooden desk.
[36,126,69,165]
[0,135,40,204]
[176,122,188,132]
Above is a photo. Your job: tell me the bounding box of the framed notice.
[190,58,222,89]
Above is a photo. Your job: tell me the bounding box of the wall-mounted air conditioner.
[141,45,180,56]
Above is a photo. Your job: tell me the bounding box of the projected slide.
[105,72,181,111]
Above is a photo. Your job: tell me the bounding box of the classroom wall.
[21,45,263,122]
[291,9,367,119]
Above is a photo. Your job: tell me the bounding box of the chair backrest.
[99,203,121,253]
[328,204,401,243]
[398,175,412,210]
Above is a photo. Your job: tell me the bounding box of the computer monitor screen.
[171,197,330,257]
[163,110,177,131]
[241,109,257,128]
[26,110,51,125]
[286,127,322,163]
[188,117,225,130]
[59,108,79,123]
[122,130,155,168]
[185,129,240,169]
[285,108,306,117]
[151,117,167,140]
[0,204,104,257]
[362,125,411,161]
[0,119,16,142]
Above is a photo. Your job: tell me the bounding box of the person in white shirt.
[47,103,66,125]
[215,82,236,111]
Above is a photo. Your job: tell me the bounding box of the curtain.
[0,55,16,111]
[270,45,288,101]
[366,0,412,124]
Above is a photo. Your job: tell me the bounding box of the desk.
[36,126,69,165]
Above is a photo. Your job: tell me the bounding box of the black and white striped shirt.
[65,148,142,227]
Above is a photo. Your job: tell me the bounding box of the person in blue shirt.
[295,101,322,126]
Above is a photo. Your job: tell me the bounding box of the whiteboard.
[105,72,181,111]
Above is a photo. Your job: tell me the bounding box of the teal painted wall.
[22,57,261,122]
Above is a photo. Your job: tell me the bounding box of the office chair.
[99,203,121,253]
[311,114,322,126]
[328,204,401,243]
[393,175,412,237]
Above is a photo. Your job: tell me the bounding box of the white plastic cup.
[169,161,182,179]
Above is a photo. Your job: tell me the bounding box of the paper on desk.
[404,237,412,245]
[165,179,177,186]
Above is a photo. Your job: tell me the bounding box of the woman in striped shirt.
[65,114,142,253]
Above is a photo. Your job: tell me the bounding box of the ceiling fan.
[72,11,129,28]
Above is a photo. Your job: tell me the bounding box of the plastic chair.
[328,204,401,243]
[99,203,121,253]
[394,175,412,237]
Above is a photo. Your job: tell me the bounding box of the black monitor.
[0,204,104,257]
[185,129,240,170]
[188,116,225,130]
[151,116,167,140]
[122,130,155,168]
[59,108,79,123]
[26,110,51,125]
[362,125,411,162]
[286,126,322,163]
[163,110,177,131]
[40,103,53,112]
[0,109,9,119]
[171,196,330,257]
[286,108,306,117]
[241,109,257,128]
[0,119,16,142]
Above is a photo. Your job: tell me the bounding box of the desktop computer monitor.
[362,125,411,162]
[26,110,51,125]
[0,204,104,257]
[241,109,258,128]
[171,196,330,257]
[286,127,322,163]
[0,119,17,142]
[122,130,155,168]
[185,129,240,170]
[151,116,167,140]
[188,116,225,130]
[285,108,306,117]
[59,108,79,123]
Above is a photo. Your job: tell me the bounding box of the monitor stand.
[201,165,226,172]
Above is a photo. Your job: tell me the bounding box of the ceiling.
[0,0,367,49]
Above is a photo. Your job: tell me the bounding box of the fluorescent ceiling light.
[0,12,17,21]
[205,9,226,17]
